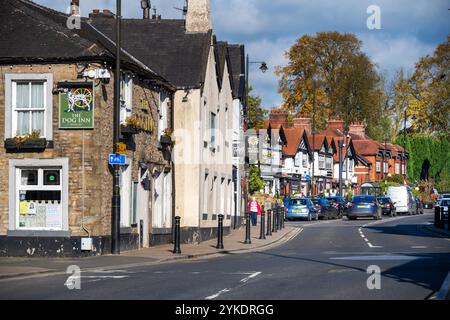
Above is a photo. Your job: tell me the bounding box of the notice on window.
[28,202,37,215]
[19,201,29,215]
[46,204,62,229]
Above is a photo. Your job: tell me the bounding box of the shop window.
[15,168,63,230]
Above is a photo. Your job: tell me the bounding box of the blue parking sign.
[109,154,126,165]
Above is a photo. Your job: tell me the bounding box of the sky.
[35,0,449,109]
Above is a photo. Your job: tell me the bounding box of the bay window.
[326,156,332,170]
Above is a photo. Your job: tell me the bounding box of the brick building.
[0,0,175,256]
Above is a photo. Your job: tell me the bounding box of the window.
[319,155,325,169]
[395,163,400,175]
[402,164,405,175]
[5,74,53,140]
[210,112,216,149]
[326,157,332,170]
[120,72,133,124]
[376,161,381,173]
[302,152,308,168]
[294,153,301,167]
[158,90,168,138]
[343,159,347,172]
[9,158,68,232]
[384,162,388,173]
[349,160,354,172]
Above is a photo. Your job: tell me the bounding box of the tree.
[400,36,450,138]
[247,86,268,129]
[249,165,265,193]
[276,32,383,132]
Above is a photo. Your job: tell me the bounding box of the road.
[0,211,449,300]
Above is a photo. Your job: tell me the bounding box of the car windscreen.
[352,196,375,203]
[441,200,450,206]
[290,199,308,206]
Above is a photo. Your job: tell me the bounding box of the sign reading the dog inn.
[59,83,94,129]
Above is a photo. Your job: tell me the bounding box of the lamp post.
[111,0,122,255]
[244,55,267,242]
[311,80,316,196]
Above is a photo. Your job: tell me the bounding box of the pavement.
[0,222,298,281]
[1,210,449,300]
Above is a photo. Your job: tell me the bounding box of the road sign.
[116,142,127,155]
[109,154,126,165]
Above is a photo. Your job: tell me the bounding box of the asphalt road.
[0,211,449,300]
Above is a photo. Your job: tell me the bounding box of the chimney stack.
[141,0,151,19]
[186,0,211,33]
[293,117,312,134]
[70,0,80,16]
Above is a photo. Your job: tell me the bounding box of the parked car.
[347,195,382,220]
[386,186,416,215]
[286,198,318,221]
[438,193,450,200]
[326,196,349,215]
[310,197,339,220]
[436,199,449,221]
[377,197,397,217]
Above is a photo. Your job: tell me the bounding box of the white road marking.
[411,246,427,249]
[330,255,432,261]
[367,243,383,248]
[240,271,262,283]
[205,288,231,300]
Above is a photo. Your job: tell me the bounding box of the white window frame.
[294,152,301,167]
[302,152,308,168]
[325,156,332,170]
[5,74,53,140]
[120,72,133,124]
[158,90,168,138]
[319,154,325,169]
[384,162,388,174]
[8,158,69,234]
[376,161,381,173]
[395,163,400,175]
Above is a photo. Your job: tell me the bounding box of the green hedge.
[395,135,450,190]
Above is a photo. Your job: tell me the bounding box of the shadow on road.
[253,250,450,296]
[365,223,447,239]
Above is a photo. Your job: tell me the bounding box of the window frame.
[8,158,69,235]
[376,161,381,173]
[5,74,53,140]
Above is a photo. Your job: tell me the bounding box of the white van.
[387,186,415,215]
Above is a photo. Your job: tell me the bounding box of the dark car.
[326,196,348,215]
[436,199,450,221]
[377,197,397,217]
[347,195,382,220]
[311,197,339,220]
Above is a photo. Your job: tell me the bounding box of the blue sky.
[35,0,449,108]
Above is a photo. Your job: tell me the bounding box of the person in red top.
[248,196,261,226]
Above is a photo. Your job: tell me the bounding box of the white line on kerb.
[240,271,262,283]
[205,288,231,300]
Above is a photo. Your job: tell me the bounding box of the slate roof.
[0,0,107,62]
[89,17,212,89]
[227,44,245,99]
[0,0,173,88]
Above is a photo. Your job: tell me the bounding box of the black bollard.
[260,206,266,240]
[277,206,282,230]
[282,207,285,229]
[272,205,278,233]
[440,207,445,229]
[435,206,440,227]
[216,214,224,249]
[266,209,272,236]
[173,216,181,254]
[244,210,252,244]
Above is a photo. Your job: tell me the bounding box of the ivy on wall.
[395,135,450,190]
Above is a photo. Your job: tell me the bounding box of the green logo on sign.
[59,86,94,129]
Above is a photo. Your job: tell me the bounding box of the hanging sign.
[59,82,94,129]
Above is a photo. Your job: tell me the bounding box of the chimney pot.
[70,0,80,16]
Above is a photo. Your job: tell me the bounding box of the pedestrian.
[248,196,261,226]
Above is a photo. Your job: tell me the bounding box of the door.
[120,164,132,227]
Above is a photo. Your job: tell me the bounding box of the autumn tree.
[405,36,449,138]
[276,32,383,134]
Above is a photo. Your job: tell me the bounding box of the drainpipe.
[81,129,91,238]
